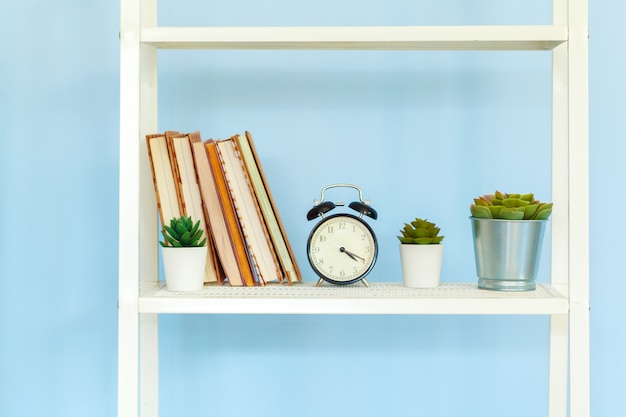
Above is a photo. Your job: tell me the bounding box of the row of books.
[146,130,302,286]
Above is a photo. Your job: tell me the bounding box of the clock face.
[307,213,378,285]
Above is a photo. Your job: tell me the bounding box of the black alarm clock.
[306,184,378,286]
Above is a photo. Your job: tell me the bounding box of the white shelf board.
[140,25,568,51]
[138,282,568,315]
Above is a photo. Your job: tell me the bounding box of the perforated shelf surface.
[138,282,568,315]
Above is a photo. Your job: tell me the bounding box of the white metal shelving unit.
[118,1,589,416]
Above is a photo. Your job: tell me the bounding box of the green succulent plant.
[160,216,207,247]
[470,191,553,220]
[398,217,444,244]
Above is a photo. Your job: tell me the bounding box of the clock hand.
[329,241,366,262]
[340,247,365,262]
[340,247,358,261]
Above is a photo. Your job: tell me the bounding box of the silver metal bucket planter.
[470,217,548,291]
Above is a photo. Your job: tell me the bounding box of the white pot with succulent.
[469,191,553,292]
[160,216,208,292]
[397,218,445,288]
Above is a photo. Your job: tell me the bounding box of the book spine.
[205,141,254,287]
[214,141,263,285]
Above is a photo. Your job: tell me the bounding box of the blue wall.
[0,1,623,416]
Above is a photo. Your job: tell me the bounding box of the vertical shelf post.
[549,0,570,414]
[138,1,160,417]
[118,0,141,415]
[567,0,591,416]
[119,0,160,416]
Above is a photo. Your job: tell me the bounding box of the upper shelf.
[139,25,568,51]
[138,282,568,315]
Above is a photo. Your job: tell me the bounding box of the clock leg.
[361,278,369,288]
[316,277,325,287]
